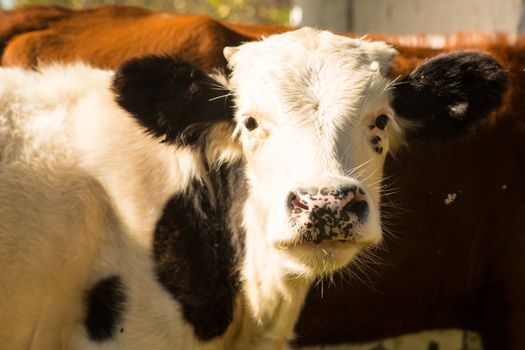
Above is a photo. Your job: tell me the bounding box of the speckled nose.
[287,185,369,242]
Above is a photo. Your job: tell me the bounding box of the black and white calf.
[0,28,506,349]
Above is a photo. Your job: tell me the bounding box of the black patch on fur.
[112,55,235,145]
[153,160,247,341]
[85,276,126,342]
[391,51,508,139]
[371,136,381,145]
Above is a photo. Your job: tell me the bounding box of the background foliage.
[10,0,291,24]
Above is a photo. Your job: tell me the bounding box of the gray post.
[291,0,353,32]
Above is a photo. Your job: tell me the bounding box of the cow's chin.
[262,201,382,278]
[271,227,382,278]
[275,241,363,278]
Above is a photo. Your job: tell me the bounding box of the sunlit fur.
[0,28,404,349]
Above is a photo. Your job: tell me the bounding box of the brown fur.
[0,5,71,56]
[1,6,282,71]
[0,6,157,60]
[1,5,524,349]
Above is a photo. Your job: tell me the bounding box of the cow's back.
[0,63,215,349]
[2,12,253,71]
[0,65,125,349]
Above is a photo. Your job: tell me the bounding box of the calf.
[0,28,506,349]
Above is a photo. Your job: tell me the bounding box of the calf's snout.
[287,184,370,243]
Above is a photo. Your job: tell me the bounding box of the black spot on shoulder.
[85,276,126,342]
[153,161,246,341]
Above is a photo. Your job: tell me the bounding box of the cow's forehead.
[228,28,397,80]
[228,28,397,121]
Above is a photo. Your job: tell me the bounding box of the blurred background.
[1,0,524,35]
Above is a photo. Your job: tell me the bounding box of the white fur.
[0,28,404,350]
[228,28,396,273]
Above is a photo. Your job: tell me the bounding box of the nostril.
[287,192,309,211]
[343,200,369,223]
[292,197,309,211]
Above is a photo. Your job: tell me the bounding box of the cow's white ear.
[369,45,398,76]
[223,46,239,62]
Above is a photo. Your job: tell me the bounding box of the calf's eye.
[375,114,389,130]
[244,117,259,131]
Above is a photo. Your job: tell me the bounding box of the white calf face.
[115,28,507,280]
[226,28,398,276]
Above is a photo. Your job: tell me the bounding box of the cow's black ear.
[112,55,234,145]
[391,51,508,139]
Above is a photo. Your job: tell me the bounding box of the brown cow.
[0,5,515,72]
[0,5,291,71]
[0,5,157,60]
[296,41,525,350]
[1,5,524,350]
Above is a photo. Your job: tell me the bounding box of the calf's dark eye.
[244,117,258,131]
[375,114,389,130]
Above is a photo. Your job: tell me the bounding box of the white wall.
[352,0,523,35]
[291,0,353,32]
[292,0,525,34]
